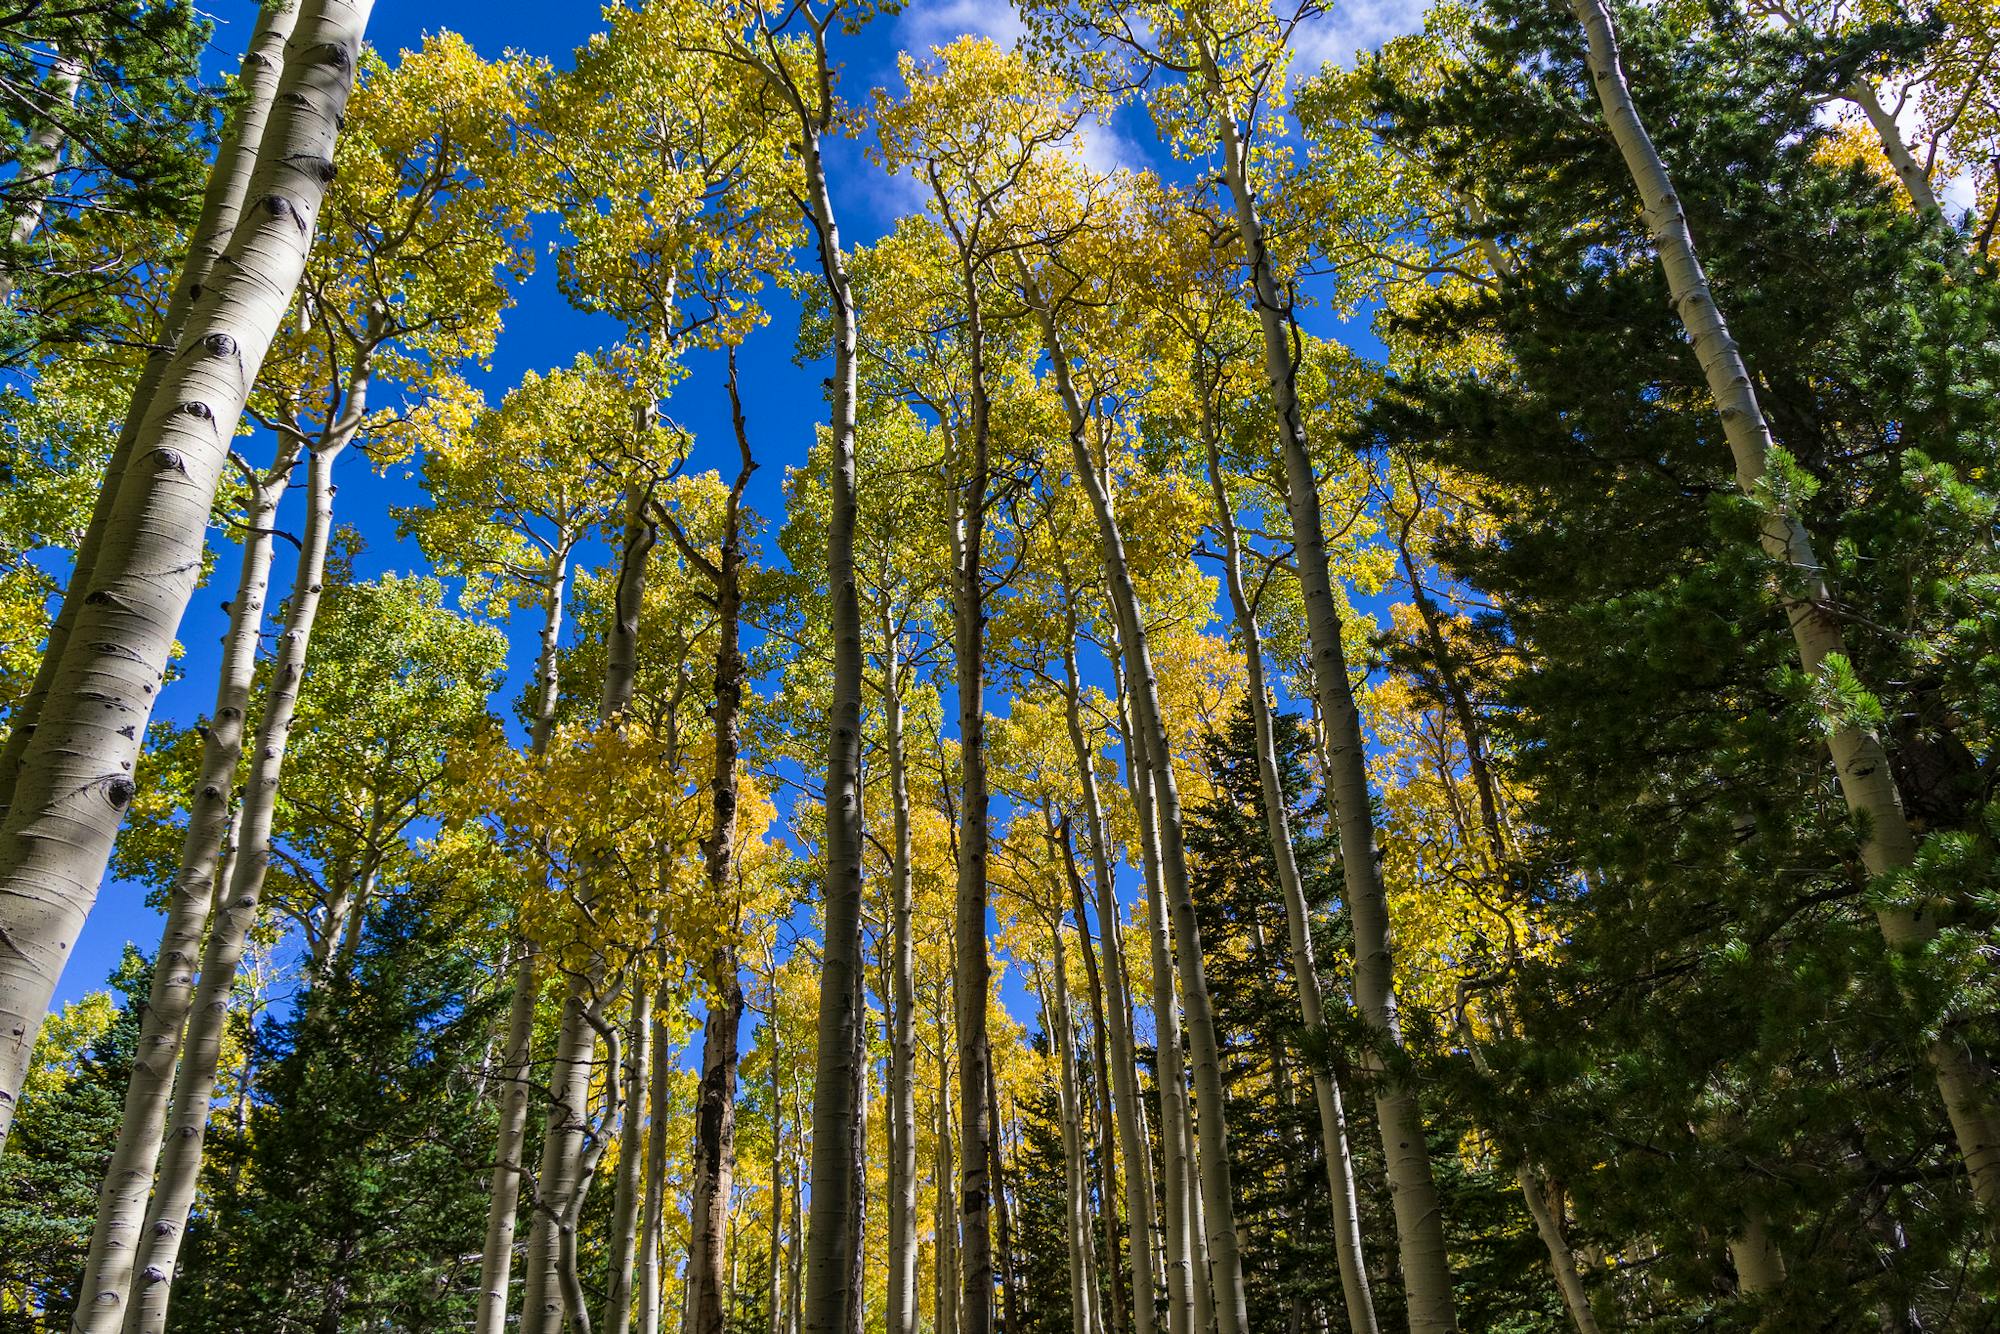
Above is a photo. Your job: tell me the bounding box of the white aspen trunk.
[1204,77,1459,1331]
[1728,1210,1787,1294]
[639,986,673,1334]
[1182,1099,1214,1334]
[69,445,293,1334]
[934,1035,960,1334]
[478,948,543,1334]
[0,0,297,817]
[1025,278,1250,1334]
[1843,79,1940,215]
[1116,676,1197,1334]
[770,1019,786,1334]
[605,984,654,1334]
[1061,650,1159,1334]
[524,478,657,1334]
[787,1089,805,1334]
[0,0,371,1145]
[1572,0,2000,1220]
[0,50,82,305]
[883,621,920,1334]
[475,548,574,1334]
[1041,943,1098,1334]
[1199,426,1379,1334]
[557,1005,625,1334]
[795,100,869,1334]
[125,394,363,1334]
[1514,1168,1600,1334]
[1061,818,1129,1334]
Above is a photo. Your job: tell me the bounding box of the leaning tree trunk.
[1200,419,1379,1334]
[0,0,297,815]
[984,1056,1021,1334]
[0,49,81,306]
[1025,276,1251,1334]
[883,619,920,1334]
[1571,0,2000,1221]
[0,0,371,1144]
[70,441,294,1334]
[1842,78,1940,215]
[126,399,363,1334]
[1202,55,1459,1329]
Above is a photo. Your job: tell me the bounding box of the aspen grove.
[3,0,1999,1328]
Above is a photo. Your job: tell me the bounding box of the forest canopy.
[0,0,1997,1330]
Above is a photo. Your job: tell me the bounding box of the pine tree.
[165,888,504,1334]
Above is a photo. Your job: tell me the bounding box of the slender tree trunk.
[1514,1166,1600,1334]
[479,946,544,1334]
[787,1092,805,1334]
[524,477,658,1334]
[1024,276,1249,1334]
[798,110,869,1334]
[640,986,674,1334]
[475,549,575,1334]
[1205,60,1459,1327]
[0,0,371,1143]
[934,1035,960,1334]
[1571,0,2000,1222]
[687,956,746,1334]
[941,256,998,1334]
[770,1021,786,1334]
[126,399,364,1334]
[883,621,920,1334]
[675,369,754,1334]
[985,1057,1020,1334]
[1042,930,1101,1334]
[70,446,293,1334]
[1064,821,1129,1334]
[1060,656,1159,1334]
[605,985,655,1334]
[0,49,82,304]
[1199,420,1379,1334]
[1115,675,1196,1334]
[0,0,297,815]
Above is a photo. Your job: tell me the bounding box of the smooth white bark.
[0,0,371,1147]
[1572,0,2000,1219]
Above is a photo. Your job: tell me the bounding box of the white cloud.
[1287,0,1430,80]
[896,0,1027,56]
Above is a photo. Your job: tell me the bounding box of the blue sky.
[51,0,1423,1012]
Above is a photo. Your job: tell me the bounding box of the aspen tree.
[0,0,297,816]
[126,341,374,1334]
[1195,387,1378,1334]
[65,437,295,1334]
[1019,249,1254,1334]
[664,346,758,1334]
[674,2,874,1316]
[0,0,373,1141]
[1570,0,2000,1222]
